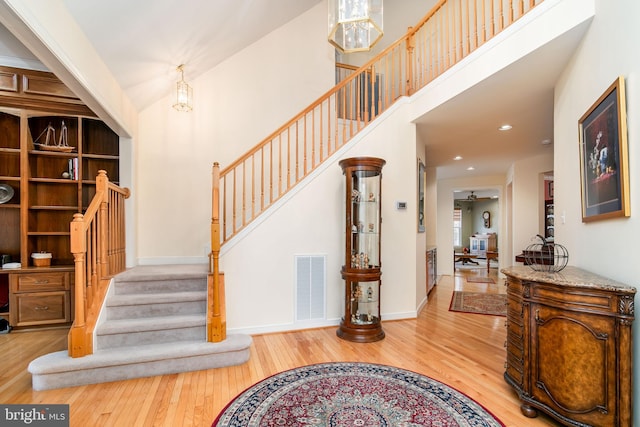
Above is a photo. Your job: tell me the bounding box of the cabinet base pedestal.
[337,322,385,343]
[520,404,538,418]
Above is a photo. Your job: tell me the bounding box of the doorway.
[453,189,499,273]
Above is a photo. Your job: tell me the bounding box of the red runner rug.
[449,291,507,316]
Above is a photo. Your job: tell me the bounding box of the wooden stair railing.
[216,0,544,245]
[68,170,130,358]
[208,0,544,342]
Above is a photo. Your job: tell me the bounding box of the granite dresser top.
[501,265,636,294]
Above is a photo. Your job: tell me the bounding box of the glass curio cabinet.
[337,157,385,342]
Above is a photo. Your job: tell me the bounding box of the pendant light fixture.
[173,64,193,112]
[328,0,383,53]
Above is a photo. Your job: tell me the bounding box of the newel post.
[208,162,226,342]
[96,170,109,278]
[68,213,89,357]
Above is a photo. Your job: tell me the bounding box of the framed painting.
[578,76,630,222]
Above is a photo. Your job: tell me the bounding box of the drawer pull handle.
[35,280,50,284]
[35,306,49,311]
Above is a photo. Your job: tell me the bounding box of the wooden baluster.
[464,0,470,55]
[473,0,479,50]
[326,97,332,155]
[445,2,451,68]
[295,121,300,181]
[303,114,308,176]
[457,0,463,60]
[251,155,256,220]
[489,0,495,38]
[277,134,282,196]
[508,0,514,25]
[221,175,227,241]
[96,171,109,280]
[406,28,415,96]
[260,148,265,210]
[232,167,237,235]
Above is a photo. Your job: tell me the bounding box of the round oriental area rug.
[213,362,504,426]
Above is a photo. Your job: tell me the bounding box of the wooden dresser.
[501,266,635,427]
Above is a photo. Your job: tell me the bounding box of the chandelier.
[328,0,383,53]
[173,64,193,112]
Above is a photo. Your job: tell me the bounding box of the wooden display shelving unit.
[337,157,385,343]
[0,66,119,328]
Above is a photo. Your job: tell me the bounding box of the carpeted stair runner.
[28,264,252,390]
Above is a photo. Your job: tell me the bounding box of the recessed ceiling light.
[541,139,552,145]
[453,155,463,161]
[466,166,475,171]
[498,124,512,131]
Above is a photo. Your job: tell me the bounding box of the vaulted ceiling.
[0,1,590,181]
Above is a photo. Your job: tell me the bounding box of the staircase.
[28,265,251,391]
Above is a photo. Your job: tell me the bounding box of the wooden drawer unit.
[9,269,73,328]
[13,272,69,292]
[12,291,70,326]
[501,266,635,427]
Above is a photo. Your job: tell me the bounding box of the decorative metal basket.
[524,235,568,272]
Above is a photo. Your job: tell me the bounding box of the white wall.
[135,3,335,263]
[554,2,640,423]
[416,131,427,310]
[221,101,419,333]
[508,151,554,256]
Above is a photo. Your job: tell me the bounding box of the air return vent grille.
[295,255,326,321]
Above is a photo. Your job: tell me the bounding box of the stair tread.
[114,264,209,282]
[28,334,253,375]
[97,314,205,335]
[107,291,206,306]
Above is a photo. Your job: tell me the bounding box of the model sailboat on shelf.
[34,121,75,152]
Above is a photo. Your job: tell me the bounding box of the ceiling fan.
[465,191,493,202]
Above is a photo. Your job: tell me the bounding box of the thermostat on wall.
[396,201,407,210]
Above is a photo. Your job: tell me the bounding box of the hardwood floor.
[0,264,561,426]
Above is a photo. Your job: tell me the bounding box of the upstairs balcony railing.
[217,0,544,245]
